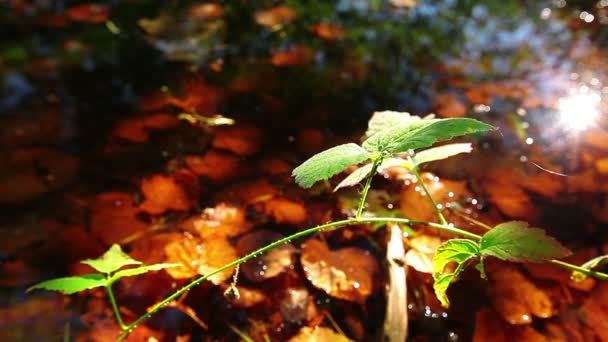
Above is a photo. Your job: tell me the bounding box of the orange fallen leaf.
[433,93,467,118]
[188,3,224,20]
[288,326,352,342]
[212,126,264,156]
[185,150,243,182]
[182,203,252,239]
[66,3,110,24]
[405,234,442,274]
[301,239,378,303]
[271,46,314,67]
[262,198,308,225]
[236,230,295,282]
[140,171,199,214]
[90,192,149,245]
[310,23,347,41]
[255,6,297,28]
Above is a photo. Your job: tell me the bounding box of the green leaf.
[111,263,182,282]
[432,239,479,307]
[334,163,373,191]
[413,143,472,166]
[27,274,106,295]
[571,255,608,282]
[479,221,572,263]
[362,118,494,154]
[365,111,420,138]
[292,143,371,188]
[81,244,141,274]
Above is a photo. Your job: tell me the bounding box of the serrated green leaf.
[365,111,420,138]
[292,143,371,188]
[111,263,182,281]
[571,255,608,282]
[479,221,572,262]
[432,239,479,307]
[362,118,493,153]
[334,163,373,191]
[27,274,106,294]
[81,244,141,274]
[413,143,472,166]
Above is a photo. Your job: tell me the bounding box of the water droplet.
[353,282,360,289]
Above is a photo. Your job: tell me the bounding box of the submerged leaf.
[292,143,371,188]
[432,239,479,307]
[362,118,493,153]
[413,143,472,166]
[479,221,572,262]
[27,274,106,294]
[81,244,141,274]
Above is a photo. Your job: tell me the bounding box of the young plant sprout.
[28,111,608,341]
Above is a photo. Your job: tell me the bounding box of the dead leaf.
[236,230,295,282]
[473,307,548,342]
[301,239,378,303]
[181,203,252,239]
[66,3,110,24]
[288,326,352,342]
[296,128,325,155]
[433,93,467,118]
[262,198,307,225]
[280,287,318,323]
[310,23,347,41]
[185,150,242,182]
[188,3,224,20]
[212,126,263,156]
[140,170,199,214]
[165,233,236,284]
[90,192,149,245]
[405,234,442,274]
[271,46,314,67]
[255,7,297,28]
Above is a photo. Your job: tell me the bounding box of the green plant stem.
[118,215,607,340]
[106,283,127,331]
[411,167,448,225]
[356,158,382,220]
[550,259,608,280]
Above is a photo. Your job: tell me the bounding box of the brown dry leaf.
[185,150,242,182]
[0,297,70,342]
[433,93,467,118]
[301,239,379,303]
[75,316,163,342]
[271,46,314,67]
[473,307,548,342]
[577,282,608,340]
[583,128,608,151]
[288,326,352,342]
[167,78,225,113]
[129,232,184,265]
[310,23,347,41]
[90,191,149,245]
[110,113,179,143]
[481,169,535,220]
[258,156,292,176]
[262,198,307,225]
[0,111,62,147]
[165,233,236,284]
[236,230,295,282]
[188,3,223,20]
[488,264,554,324]
[255,7,297,28]
[400,172,470,223]
[139,170,199,214]
[212,126,263,156]
[214,178,279,204]
[220,284,268,308]
[280,287,318,323]
[181,203,252,239]
[405,234,442,274]
[66,3,110,23]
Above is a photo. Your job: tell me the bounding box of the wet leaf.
[292,143,371,188]
[186,150,242,182]
[165,233,236,284]
[413,143,472,166]
[310,23,347,41]
[183,203,252,239]
[140,171,199,214]
[90,192,149,245]
[405,234,442,273]
[81,244,141,274]
[301,239,378,303]
[236,230,295,282]
[188,3,224,20]
[288,326,352,342]
[432,239,479,307]
[66,3,109,23]
[480,221,572,262]
[212,126,263,156]
[27,274,106,294]
[271,46,314,67]
[262,198,308,225]
[255,7,297,28]
[362,117,493,154]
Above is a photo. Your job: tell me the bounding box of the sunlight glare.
[557,88,601,131]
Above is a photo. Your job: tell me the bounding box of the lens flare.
[556,88,601,131]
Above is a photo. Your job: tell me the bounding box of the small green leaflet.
[81,244,141,273]
[27,274,106,295]
[111,263,182,281]
[432,239,480,307]
[292,143,371,188]
[364,111,420,138]
[362,118,493,154]
[571,255,608,282]
[412,143,472,167]
[334,163,373,191]
[479,221,571,263]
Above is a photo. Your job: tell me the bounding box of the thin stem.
[356,158,382,220]
[106,283,127,331]
[550,260,608,280]
[411,167,448,225]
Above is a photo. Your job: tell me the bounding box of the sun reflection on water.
[556,86,601,131]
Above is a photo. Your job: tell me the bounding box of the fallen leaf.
[236,230,295,282]
[271,46,314,67]
[188,3,224,20]
[182,203,252,239]
[212,126,263,156]
[90,192,149,245]
[433,93,467,118]
[296,128,325,155]
[310,23,347,41]
[66,3,110,24]
[185,150,243,182]
[301,239,378,303]
[473,307,548,342]
[405,234,442,273]
[140,171,199,214]
[255,7,297,28]
[288,326,352,342]
[262,198,308,225]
